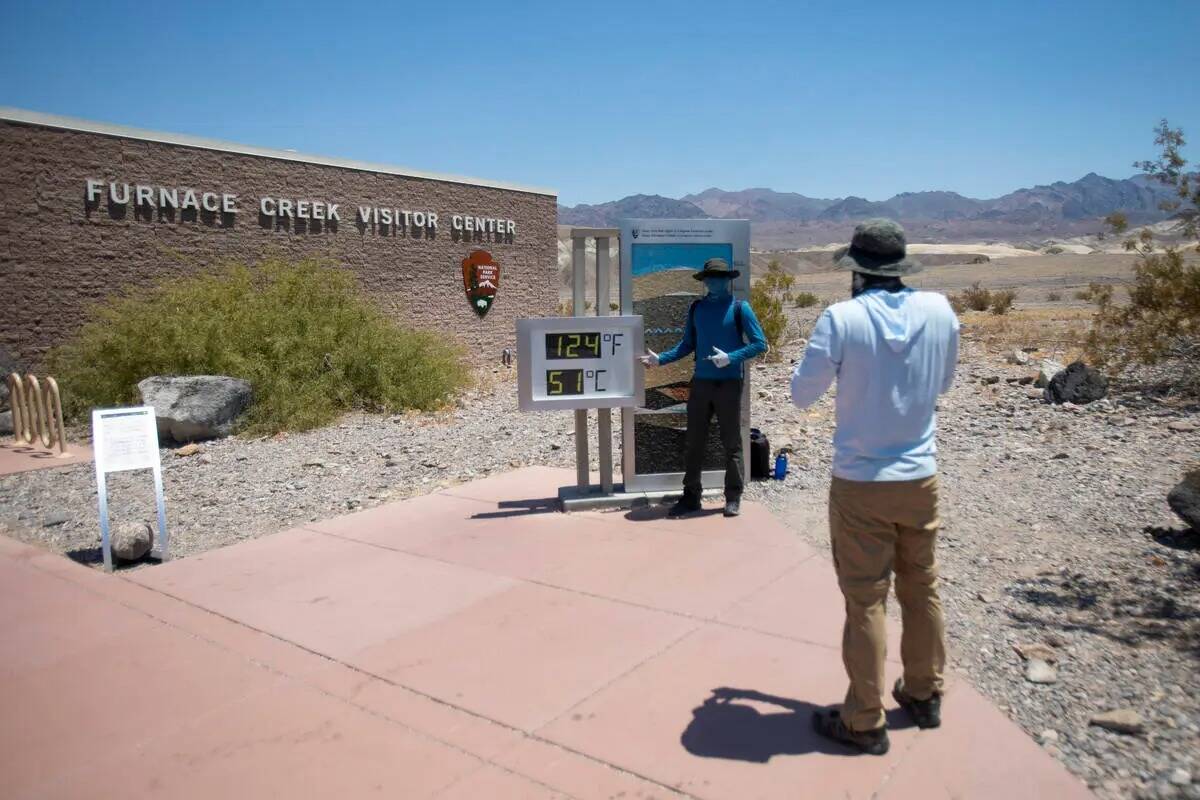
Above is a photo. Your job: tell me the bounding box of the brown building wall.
[0,116,558,372]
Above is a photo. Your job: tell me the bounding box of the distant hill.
[557,173,1193,246]
[681,187,835,221]
[556,194,706,227]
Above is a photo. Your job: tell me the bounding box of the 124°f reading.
[544,331,626,360]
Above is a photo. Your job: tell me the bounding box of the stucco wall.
[0,118,558,372]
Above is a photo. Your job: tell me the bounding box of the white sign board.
[92,407,169,571]
[517,316,645,411]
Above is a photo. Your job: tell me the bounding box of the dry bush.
[792,291,820,308]
[989,289,1017,315]
[1046,291,1063,302]
[963,307,1092,361]
[1075,288,1093,301]
[960,282,993,312]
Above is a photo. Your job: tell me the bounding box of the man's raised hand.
[639,348,660,367]
[707,346,731,368]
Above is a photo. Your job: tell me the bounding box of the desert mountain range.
[559,173,1191,248]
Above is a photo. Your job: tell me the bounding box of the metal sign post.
[91,406,169,571]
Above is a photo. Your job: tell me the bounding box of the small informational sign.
[517,316,644,411]
[92,406,169,571]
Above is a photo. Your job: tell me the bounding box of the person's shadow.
[681,687,913,762]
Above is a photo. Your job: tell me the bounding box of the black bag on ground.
[749,428,771,480]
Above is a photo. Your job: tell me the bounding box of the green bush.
[750,282,786,361]
[989,289,1017,315]
[49,258,469,434]
[792,291,820,308]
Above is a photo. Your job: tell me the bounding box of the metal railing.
[7,373,70,455]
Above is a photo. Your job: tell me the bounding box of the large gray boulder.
[1167,471,1200,532]
[137,375,252,442]
[0,409,11,436]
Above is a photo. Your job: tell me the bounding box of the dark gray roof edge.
[0,106,557,198]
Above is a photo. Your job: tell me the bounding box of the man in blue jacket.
[791,219,959,756]
[641,257,768,518]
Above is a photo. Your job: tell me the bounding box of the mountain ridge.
[558,172,1190,246]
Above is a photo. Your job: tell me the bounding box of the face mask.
[705,277,732,296]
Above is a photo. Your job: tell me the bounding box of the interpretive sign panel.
[517,316,644,411]
[92,406,169,571]
[618,219,751,493]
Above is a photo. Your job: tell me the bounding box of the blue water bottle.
[773,452,788,480]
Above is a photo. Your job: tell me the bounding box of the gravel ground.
[2,331,1197,799]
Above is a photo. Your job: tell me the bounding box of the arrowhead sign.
[462,250,500,318]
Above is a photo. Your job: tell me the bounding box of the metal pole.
[571,236,589,490]
[595,237,613,494]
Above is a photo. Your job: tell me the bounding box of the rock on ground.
[1167,471,1200,531]
[1045,361,1109,405]
[111,520,153,561]
[138,375,253,442]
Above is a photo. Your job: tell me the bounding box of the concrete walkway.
[1,466,1092,799]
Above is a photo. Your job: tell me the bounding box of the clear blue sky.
[2,0,1197,206]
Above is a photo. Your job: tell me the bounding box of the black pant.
[683,378,744,502]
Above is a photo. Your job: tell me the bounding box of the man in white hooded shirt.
[791,219,959,756]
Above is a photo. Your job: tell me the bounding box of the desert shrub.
[1074,288,1093,301]
[1086,120,1200,393]
[49,258,469,434]
[955,282,992,312]
[793,291,820,308]
[749,260,795,360]
[609,301,620,312]
[1046,291,1063,302]
[989,289,1017,315]
[1044,246,1065,255]
[1086,249,1200,376]
[750,282,786,361]
[946,292,968,315]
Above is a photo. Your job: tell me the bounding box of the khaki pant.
[829,475,946,732]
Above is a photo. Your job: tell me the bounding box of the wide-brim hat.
[833,218,923,277]
[693,257,741,280]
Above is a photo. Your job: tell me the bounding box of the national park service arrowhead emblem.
[462,250,500,318]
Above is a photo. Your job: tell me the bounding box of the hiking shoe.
[892,679,942,729]
[723,498,741,517]
[812,709,890,755]
[667,497,702,518]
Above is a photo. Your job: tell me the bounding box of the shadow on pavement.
[681,687,913,762]
[469,498,560,520]
[624,505,725,523]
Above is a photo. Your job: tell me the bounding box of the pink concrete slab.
[586,496,805,548]
[1,606,285,798]
[537,623,919,800]
[349,582,699,732]
[401,508,810,619]
[302,490,498,550]
[718,554,904,654]
[0,441,92,476]
[438,465,575,503]
[492,737,682,800]
[433,764,569,799]
[306,664,528,761]
[876,682,1094,800]
[132,528,517,660]
[42,678,486,800]
[0,558,150,674]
